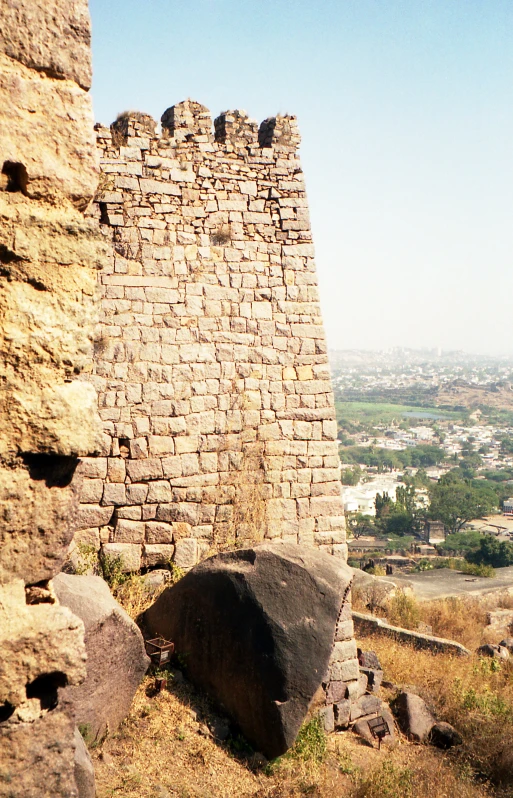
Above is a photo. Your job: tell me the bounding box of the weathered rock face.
[74,727,96,798]
[393,691,436,743]
[145,541,352,758]
[54,573,150,739]
[0,0,104,792]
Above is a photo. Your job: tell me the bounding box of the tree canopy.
[428,474,497,535]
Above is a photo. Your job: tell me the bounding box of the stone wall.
[0,1,105,793]
[78,100,346,571]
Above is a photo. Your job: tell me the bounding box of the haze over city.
[89,0,513,356]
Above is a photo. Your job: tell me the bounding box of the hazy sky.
[88,0,513,355]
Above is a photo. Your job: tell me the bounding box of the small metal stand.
[368,715,390,749]
[145,637,175,667]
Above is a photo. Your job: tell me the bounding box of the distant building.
[504,498,513,516]
[423,520,445,542]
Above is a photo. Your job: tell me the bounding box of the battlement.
[96,99,301,156]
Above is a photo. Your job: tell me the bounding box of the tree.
[346,512,375,539]
[467,536,513,568]
[395,484,416,514]
[380,510,414,536]
[428,475,497,536]
[341,465,362,486]
[375,492,393,518]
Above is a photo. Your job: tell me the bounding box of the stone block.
[148,435,175,455]
[75,504,114,530]
[102,482,126,506]
[329,658,359,683]
[126,458,163,481]
[173,538,199,569]
[107,458,126,482]
[145,521,174,544]
[126,483,149,505]
[102,543,141,573]
[114,519,145,544]
[147,480,173,503]
[334,699,351,729]
[79,457,108,479]
[330,639,358,663]
[335,620,354,641]
[143,544,175,568]
[319,704,334,734]
[80,478,103,504]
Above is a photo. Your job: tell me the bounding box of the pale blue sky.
[89,0,513,355]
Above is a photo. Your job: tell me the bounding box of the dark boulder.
[477,643,509,660]
[144,541,353,758]
[499,637,513,653]
[53,573,150,740]
[429,721,463,749]
[393,691,436,742]
[360,667,383,693]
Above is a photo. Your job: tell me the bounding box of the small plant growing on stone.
[210,225,231,245]
[100,553,128,590]
[73,543,100,576]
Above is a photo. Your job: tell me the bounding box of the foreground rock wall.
[0,1,105,793]
[79,102,346,570]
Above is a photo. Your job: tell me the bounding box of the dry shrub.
[419,597,489,649]
[226,443,267,547]
[382,591,495,650]
[350,752,490,798]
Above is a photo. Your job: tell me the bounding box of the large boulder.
[53,573,150,740]
[393,691,436,742]
[145,542,353,758]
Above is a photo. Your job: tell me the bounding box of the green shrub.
[386,589,421,629]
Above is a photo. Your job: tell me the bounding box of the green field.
[336,401,462,427]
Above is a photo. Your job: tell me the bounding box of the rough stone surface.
[352,707,396,748]
[393,691,436,743]
[0,710,79,797]
[0,55,99,208]
[0,1,103,792]
[74,727,96,798]
[79,101,346,570]
[53,572,150,739]
[0,0,92,89]
[145,541,352,758]
[477,643,510,660]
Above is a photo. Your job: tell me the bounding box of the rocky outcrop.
[0,0,105,792]
[74,727,96,798]
[54,573,150,740]
[145,541,353,758]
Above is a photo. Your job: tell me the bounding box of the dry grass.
[357,631,513,792]
[354,586,513,650]
[91,671,496,798]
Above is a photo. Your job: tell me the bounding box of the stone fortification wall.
[0,1,105,793]
[78,100,346,571]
